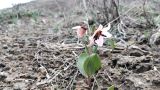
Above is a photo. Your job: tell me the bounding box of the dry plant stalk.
[103,0,120,24]
[142,0,155,27]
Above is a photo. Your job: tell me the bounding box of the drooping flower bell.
[88,23,112,46]
[72,25,87,38]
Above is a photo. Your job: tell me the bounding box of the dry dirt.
[0,0,160,90]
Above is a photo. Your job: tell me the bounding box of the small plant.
[28,11,40,21]
[72,23,112,86]
[0,10,40,23]
[107,38,116,49]
[108,85,114,90]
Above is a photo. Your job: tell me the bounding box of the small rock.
[2,67,11,71]
[8,50,15,54]
[0,63,6,68]
[18,56,25,61]
[134,64,152,73]
[13,82,26,90]
[19,74,37,80]
[28,43,37,48]
[2,45,8,49]
[129,50,143,57]
[138,35,148,44]
[152,79,160,86]
[0,72,7,81]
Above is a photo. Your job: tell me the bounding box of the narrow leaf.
[108,85,114,90]
[107,39,116,49]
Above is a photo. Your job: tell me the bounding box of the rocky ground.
[0,0,160,90]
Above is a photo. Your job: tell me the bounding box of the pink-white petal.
[102,31,112,38]
[101,23,110,32]
[101,23,112,38]
[95,36,104,46]
[101,23,111,33]
[87,37,95,47]
[77,28,86,38]
[106,23,111,30]
[98,24,103,31]
[72,26,81,29]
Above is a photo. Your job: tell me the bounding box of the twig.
[36,65,70,86]
[69,70,79,90]
[72,51,78,57]
[105,70,113,82]
[117,22,126,38]
[101,75,108,82]
[36,70,62,86]
[142,0,153,26]
[128,45,150,54]
[40,64,51,79]
[55,0,66,21]
[104,6,136,27]
[117,81,125,88]
[153,66,160,75]
[93,75,100,89]
[91,80,95,90]
[35,49,51,80]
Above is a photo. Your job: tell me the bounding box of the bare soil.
[0,0,160,90]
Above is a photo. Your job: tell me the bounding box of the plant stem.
[82,0,91,35]
[87,76,91,87]
[84,43,92,56]
[84,36,92,55]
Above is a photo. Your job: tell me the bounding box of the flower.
[88,23,112,46]
[72,25,87,38]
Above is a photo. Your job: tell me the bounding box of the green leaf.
[77,53,89,76]
[108,85,114,90]
[77,53,101,77]
[144,31,149,38]
[90,53,101,71]
[83,57,95,77]
[107,39,116,49]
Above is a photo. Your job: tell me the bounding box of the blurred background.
[0,0,34,9]
[0,0,160,90]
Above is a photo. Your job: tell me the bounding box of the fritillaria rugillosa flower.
[88,23,112,47]
[72,25,87,38]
